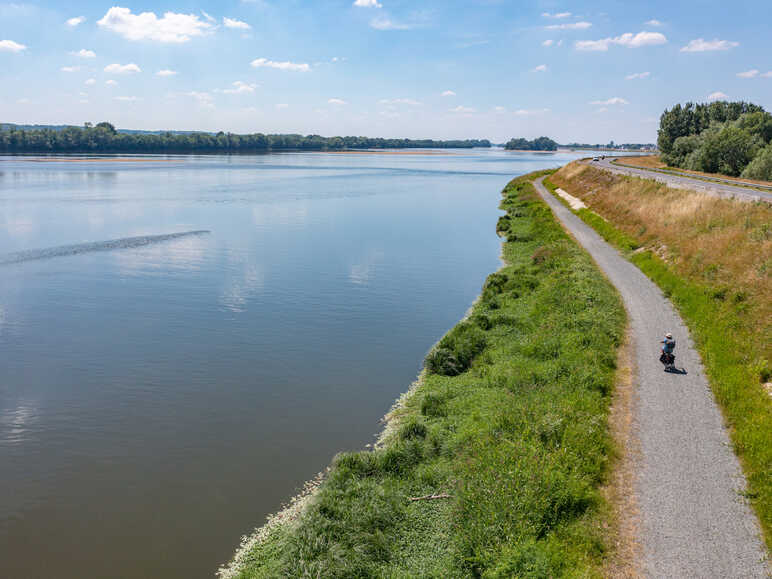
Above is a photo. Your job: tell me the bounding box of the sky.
[0,0,770,143]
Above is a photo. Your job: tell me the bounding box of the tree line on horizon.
[658,101,772,179]
[0,122,491,153]
[504,136,558,151]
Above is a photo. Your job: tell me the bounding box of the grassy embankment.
[546,162,772,548]
[220,171,626,578]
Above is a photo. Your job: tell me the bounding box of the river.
[0,148,588,578]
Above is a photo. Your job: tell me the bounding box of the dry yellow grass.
[551,162,771,336]
[614,155,667,170]
[615,155,772,187]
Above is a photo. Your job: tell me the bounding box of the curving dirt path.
[533,176,768,577]
[590,158,772,203]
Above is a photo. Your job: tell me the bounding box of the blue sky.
[1,0,770,142]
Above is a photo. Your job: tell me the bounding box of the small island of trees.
[504,136,558,151]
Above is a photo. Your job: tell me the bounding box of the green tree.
[741,143,772,180]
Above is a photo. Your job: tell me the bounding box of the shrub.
[398,418,427,441]
[425,323,487,376]
[741,143,772,180]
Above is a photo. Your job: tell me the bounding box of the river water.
[0,148,588,578]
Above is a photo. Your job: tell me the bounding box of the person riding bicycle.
[660,333,676,365]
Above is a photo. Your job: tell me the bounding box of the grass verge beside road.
[220,171,627,578]
[547,162,772,549]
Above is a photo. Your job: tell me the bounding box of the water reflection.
[0,400,39,446]
[219,257,266,313]
[0,149,592,579]
[349,249,384,286]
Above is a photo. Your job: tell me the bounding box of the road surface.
[533,176,768,578]
[590,157,772,203]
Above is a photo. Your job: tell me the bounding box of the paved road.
[533,176,768,578]
[590,157,772,203]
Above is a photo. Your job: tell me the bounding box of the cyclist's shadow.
[665,366,688,375]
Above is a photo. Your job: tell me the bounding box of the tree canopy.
[504,136,558,151]
[657,101,772,179]
[0,123,491,153]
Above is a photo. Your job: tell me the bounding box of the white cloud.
[450,105,475,113]
[514,108,550,115]
[85,78,96,85]
[370,16,410,30]
[596,107,608,113]
[542,12,571,18]
[66,16,85,27]
[707,91,728,101]
[201,10,215,23]
[0,39,26,53]
[114,96,140,102]
[17,98,30,104]
[576,31,667,51]
[61,66,80,72]
[104,63,141,74]
[626,71,650,80]
[223,17,251,30]
[105,79,118,86]
[72,49,96,58]
[218,80,257,94]
[186,91,214,107]
[645,19,662,26]
[97,7,213,43]
[354,0,382,7]
[156,69,177,77]
[494,106,506,113]
[589,97,629,105]
[328,98,347,105]
[542,39,554,47]
[680,38,738,52]
[275,103,289,109]
[441,90,456,97]
[546,21,591,30]
[379,98,421,105]
[531,64,547,72]
[762,71,772,78]
[251,57,310,72]
[737,69,759,78]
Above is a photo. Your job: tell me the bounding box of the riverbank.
[546,162,772,550]
[218,170,627,577]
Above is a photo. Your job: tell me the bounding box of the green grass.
[545,176,772,550]
[229,172,627,578]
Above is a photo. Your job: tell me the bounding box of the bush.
[741,143,772,180]
[398,418,427,441]
[425,321,487,377]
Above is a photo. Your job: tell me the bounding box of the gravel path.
[533,176,768,578]
[591,158,772,203]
